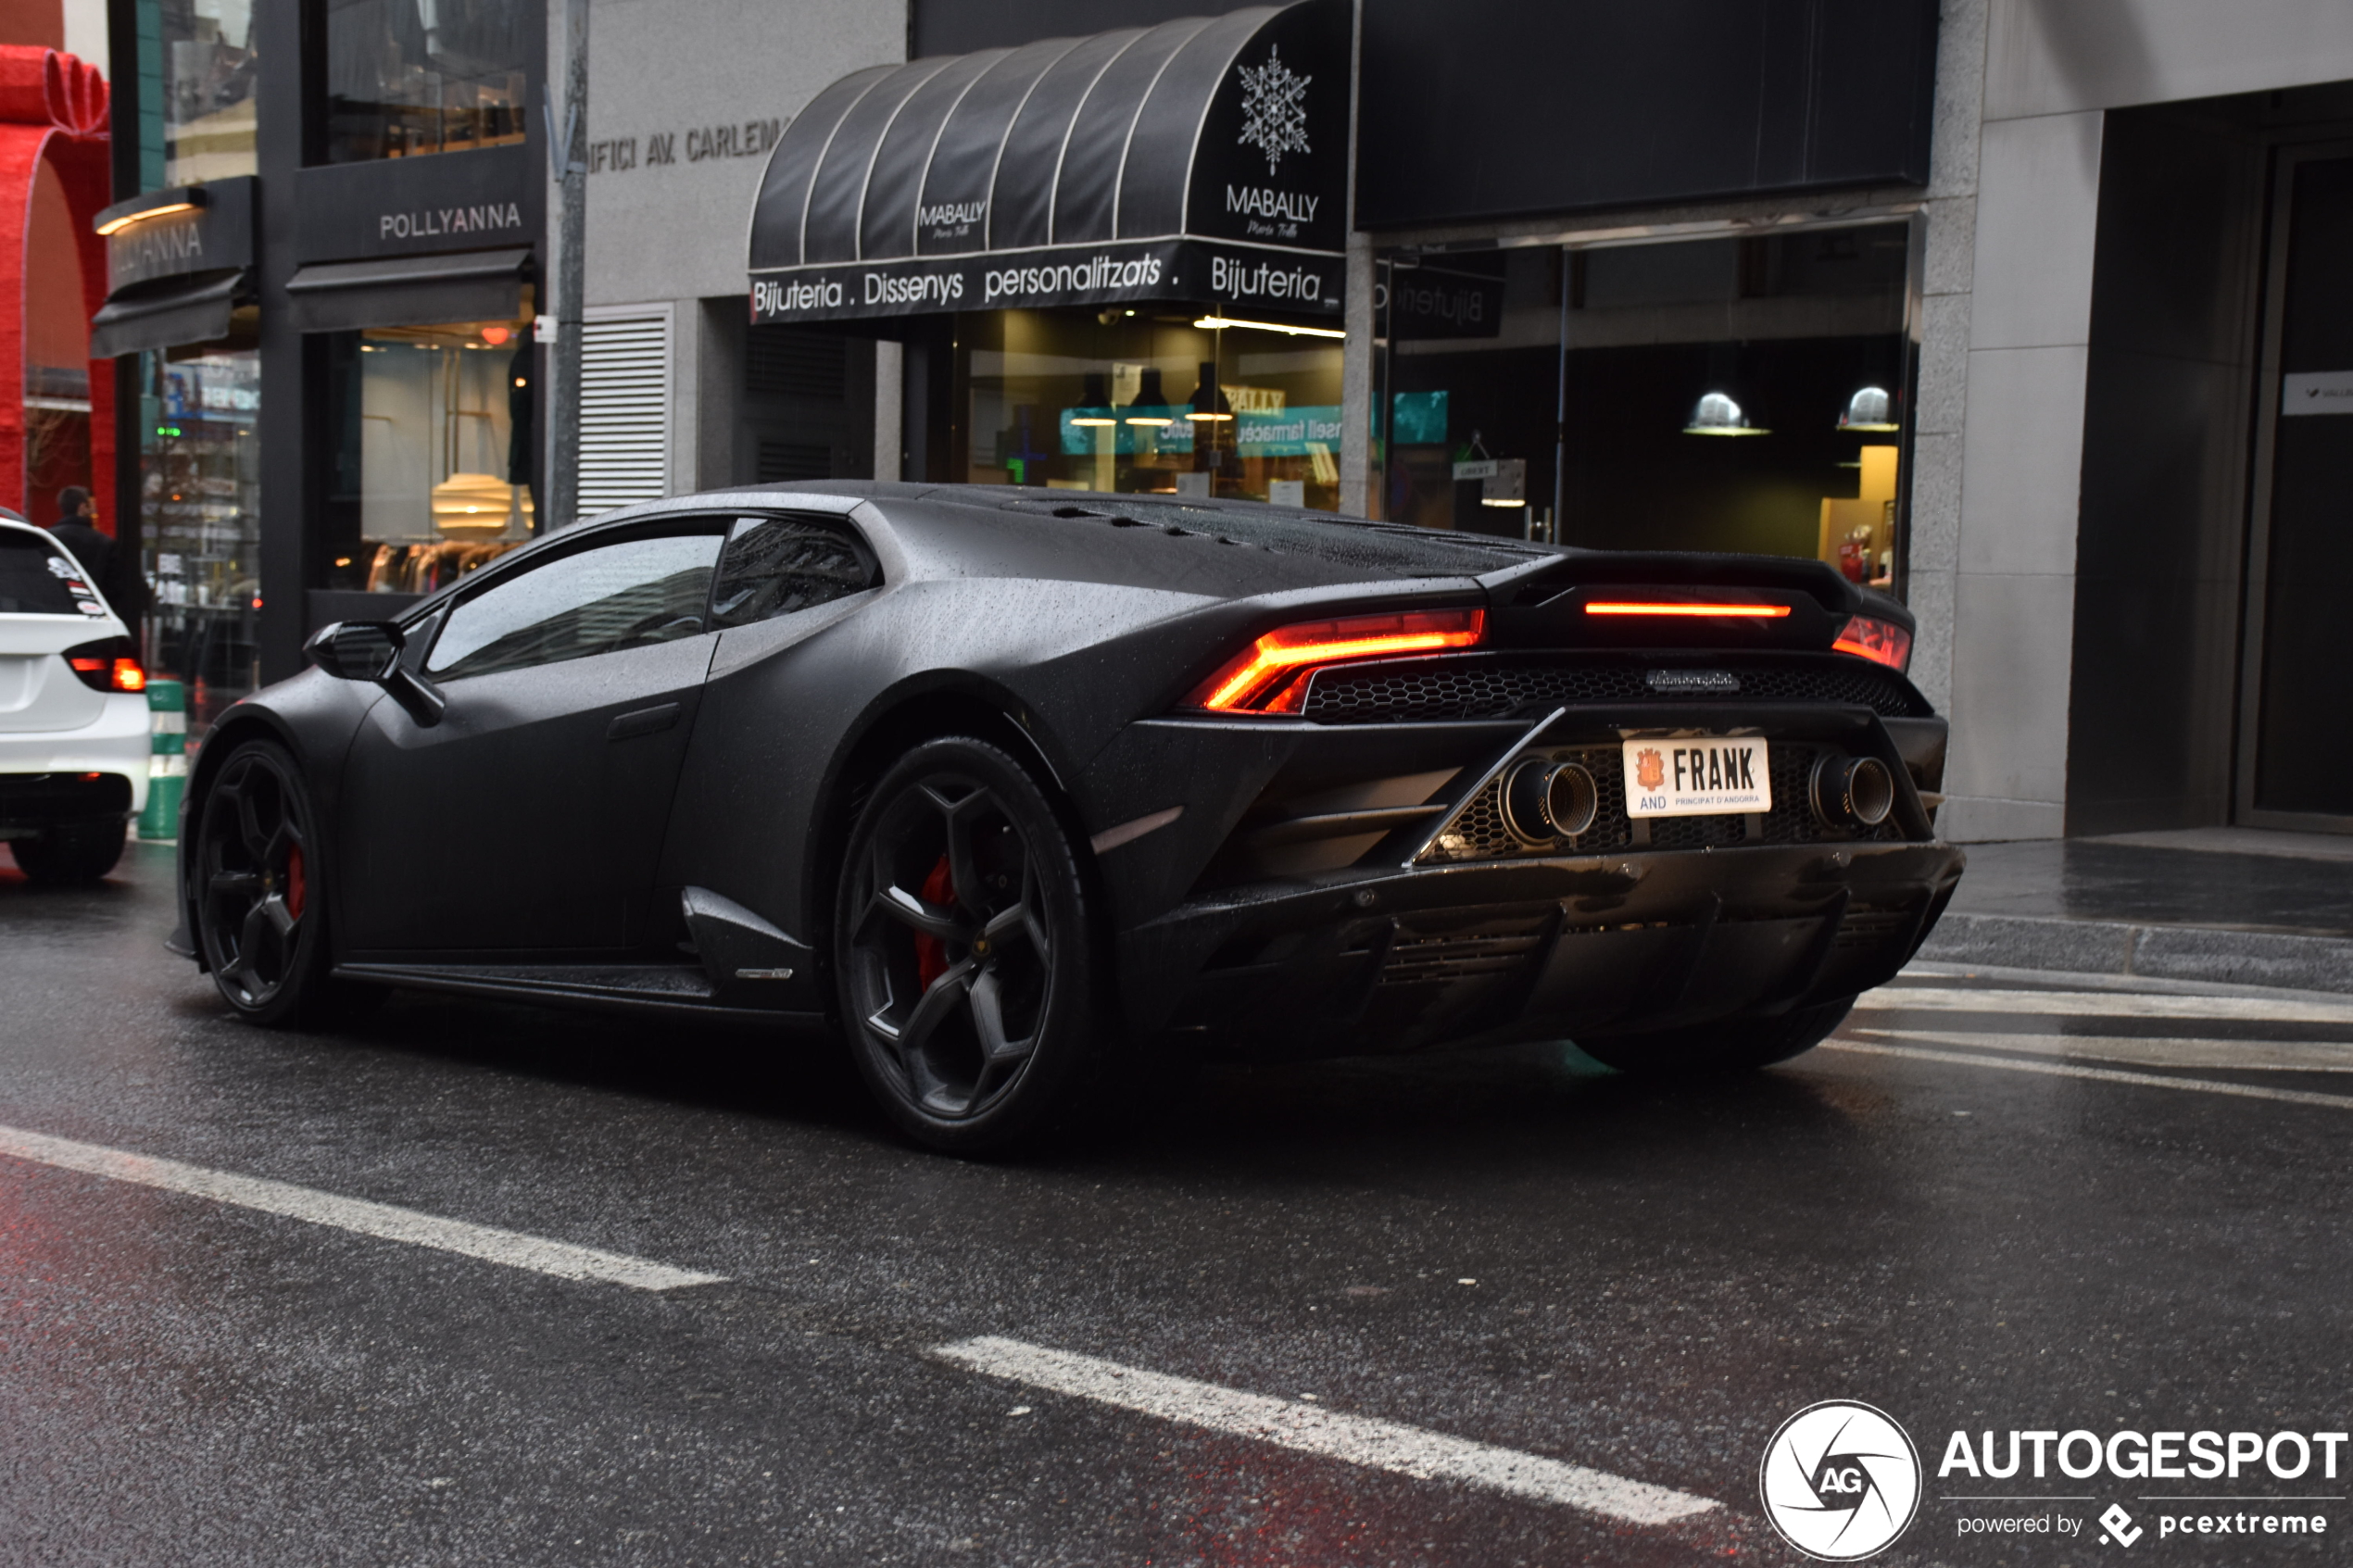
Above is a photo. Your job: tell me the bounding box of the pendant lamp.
[1685,391,1766,436]
[1838,385,1899,432]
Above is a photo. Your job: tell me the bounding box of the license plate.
[1621,737,1771,818]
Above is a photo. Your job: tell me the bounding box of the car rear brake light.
[64,637,147,693]
[1186,607,1486,713]
[1832,613,1912,671]
[1582,601,1792,619]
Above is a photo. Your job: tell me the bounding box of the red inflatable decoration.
[0,47,111,526]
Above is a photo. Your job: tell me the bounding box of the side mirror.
[303,619,447,728]
[304,619,402,681]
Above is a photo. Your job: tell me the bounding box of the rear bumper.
[1117,838,1965,1058]
[0,696,150,833]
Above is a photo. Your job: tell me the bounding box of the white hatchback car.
[0,518,149,882]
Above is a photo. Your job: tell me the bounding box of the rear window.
[0,532,107,617]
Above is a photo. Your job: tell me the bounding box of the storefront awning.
[90,271,243,358]
[747,0,1346,325]
[284,246,533,333]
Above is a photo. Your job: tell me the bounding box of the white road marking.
[1822,1041,2353,1111]
[0,1123,726,1292]
[1855,1028,2353,1074]
[1858,985,2353,1025]
[932,1335,1719,1525]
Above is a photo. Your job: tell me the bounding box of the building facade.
[96,0,2353,843]
[98,0,546,731]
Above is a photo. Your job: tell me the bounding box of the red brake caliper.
[284,843,307,922]
[912,853,953,988]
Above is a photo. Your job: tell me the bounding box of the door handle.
[607,702,681,742]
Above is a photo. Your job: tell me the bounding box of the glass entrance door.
[2241,147,2353,831]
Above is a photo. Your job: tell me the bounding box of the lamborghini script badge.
[1646,669,1740,693]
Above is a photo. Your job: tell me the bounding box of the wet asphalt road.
[2,843,2348,1566]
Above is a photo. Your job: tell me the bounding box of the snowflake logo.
[1236,44,1311,175]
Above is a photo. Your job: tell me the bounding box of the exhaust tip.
[1811,755,1894,829]
[1502,759,1600,845]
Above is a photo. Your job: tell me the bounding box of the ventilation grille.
[578,313,671,514]
[756,440,833,483]
[746,326,848,402]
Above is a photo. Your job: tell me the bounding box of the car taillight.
[1582,600,1792,619]
[1185,607,1486,713]
[64,637,147,693]
[1832,614,1912,671]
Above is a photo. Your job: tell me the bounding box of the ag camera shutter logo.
[1760,1400,1923,1560]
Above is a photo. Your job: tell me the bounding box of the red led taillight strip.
[1188,608,1486,712]
[1582,601,1792,619]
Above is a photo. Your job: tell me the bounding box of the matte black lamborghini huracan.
[172,483,1964,1150]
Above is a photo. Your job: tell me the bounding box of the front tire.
[834,736,1101,1153]
[1578,996,1856,1075]
[193,741,338,1027]
[10,819,127,884]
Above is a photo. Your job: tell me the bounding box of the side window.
[709,513,876,631]
[426,529,724,681]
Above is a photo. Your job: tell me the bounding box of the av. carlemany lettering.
[753,277,843,315]
[865,270,964,307]
[1225,185,1318,224]
[1210,255,1323,302]
[379,202,523,241]
[1939,1429,2349,1480]
[983,254,1164,303]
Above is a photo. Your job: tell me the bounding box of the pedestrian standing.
[46,485,112,584]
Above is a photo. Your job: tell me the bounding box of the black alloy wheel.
[836,737,1099,1152]
[1577,995,1857,1075]
[195,741,333,1025]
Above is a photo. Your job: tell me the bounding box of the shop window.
[1379,225,1915,590]
[321,0,529,162]
[952,309,1346,510]
[138,349,262,735]
[320,317,535,599]
[157,0,259,185]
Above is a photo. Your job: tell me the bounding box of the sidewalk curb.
[1919,912,2353,997]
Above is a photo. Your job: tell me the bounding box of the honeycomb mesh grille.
[1301,655,1927,724]
[1424,743,1905,863]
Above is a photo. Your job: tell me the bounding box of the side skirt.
[333,960,828,1030]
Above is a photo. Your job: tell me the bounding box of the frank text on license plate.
[1621,737,1771,818]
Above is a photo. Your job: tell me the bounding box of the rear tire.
[1578,996,1856,1075]
[834,736,1103,1154]
[192,740,345,1027]
[10,819,127,884]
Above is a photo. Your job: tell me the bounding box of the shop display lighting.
[1684,391,1767,435]
[94,188,206,236]
[1192,315,1348,340]
[1187,362,1234,422]
[1838,385,1899,432]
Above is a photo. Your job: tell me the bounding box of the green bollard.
[137,679,188,842]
